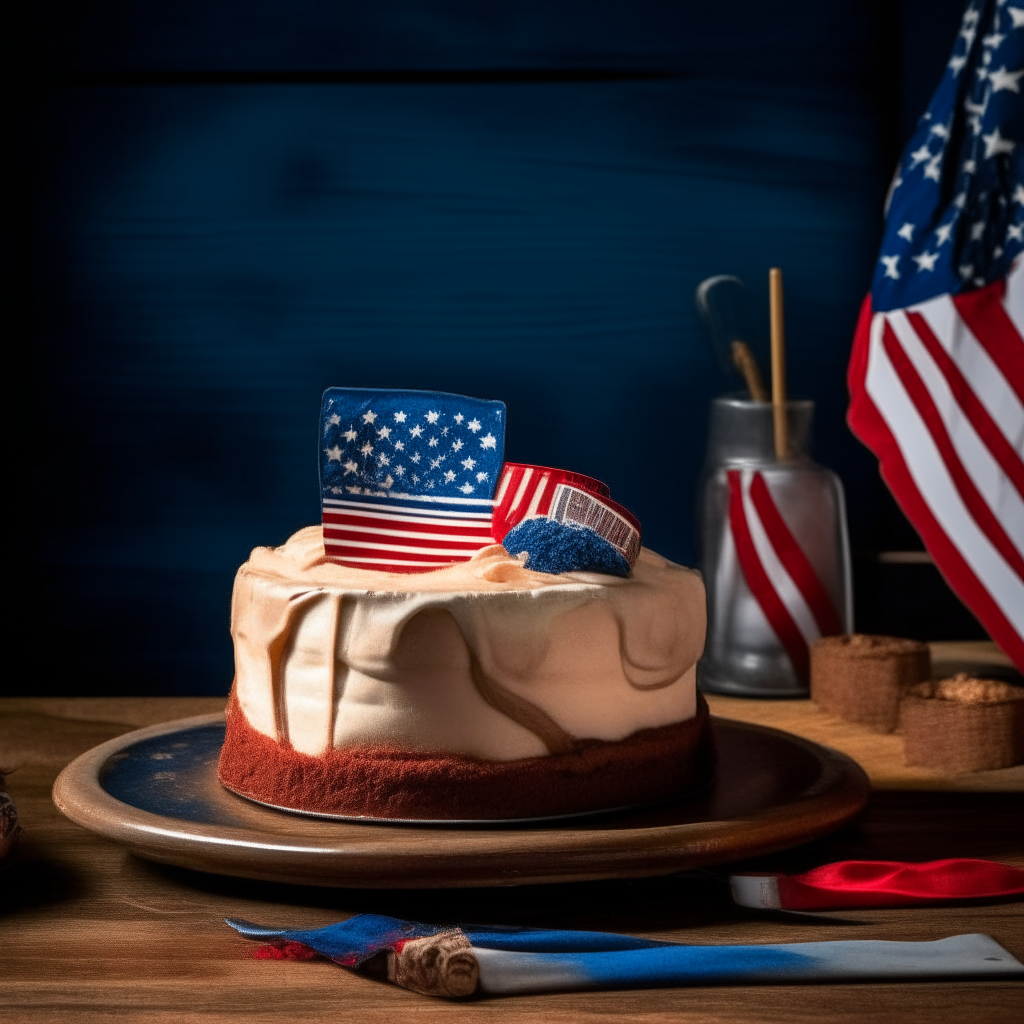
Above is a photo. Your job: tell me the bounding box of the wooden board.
[706,641,1024,793]
[3,695,1023,1023]
[51,713,869,888]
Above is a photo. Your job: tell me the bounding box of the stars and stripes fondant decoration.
[319,388,505,572]
[319,389,642,576]
[848,0,1024,669]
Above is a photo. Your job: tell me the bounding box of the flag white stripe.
[525,473,550,518]
[887,310,1024,549]
[1004,257,1024,340]
[323,509,492,531]
[324,523,494,543]
[324,539,490,557]
[914,293,1024,455]
[322,493,493,508]
[508,468,534,517]
[740,469,821,650]
[866,315,1024,631]
[323,499,492,520]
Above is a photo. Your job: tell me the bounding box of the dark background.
[8,0,986,698]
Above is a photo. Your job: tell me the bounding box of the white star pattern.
[1015,185,1024,205]
[1009,9,1024,30]
[970,220,986,240]
[982,126,1015,158]
[1008,223,1024,242]
[881,255,901,279]
[897,222,915,241]
[982,32,1006,49]
[912,251,939,272]
[989,66,1024,93]
[909,144,932,166]
[924,156,943,182]
[935,223,953,245]
[320,394,504,505]
[949,55,967,76]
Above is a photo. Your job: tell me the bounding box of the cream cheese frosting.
[232,526,706,761]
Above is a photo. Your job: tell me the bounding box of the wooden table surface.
[2,642,1022,1023]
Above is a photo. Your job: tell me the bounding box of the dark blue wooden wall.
[14,1,978,696]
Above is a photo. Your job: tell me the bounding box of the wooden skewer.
[769,267,788,460]
[731,340,767,402]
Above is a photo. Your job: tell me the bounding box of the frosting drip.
[232,527,705,760]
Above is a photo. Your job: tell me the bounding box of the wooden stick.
[769,267,788,460]
[731,340,767,402]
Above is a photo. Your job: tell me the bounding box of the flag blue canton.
[319,388,506,503]
[873,0,1024,313]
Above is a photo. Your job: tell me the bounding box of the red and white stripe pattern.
[323,494,496,573]
[728,468,844,680]
[848,260,1024,669]
[491,463,609,542]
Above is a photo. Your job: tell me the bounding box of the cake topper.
[319,387,642,576]
[320,388,506,572]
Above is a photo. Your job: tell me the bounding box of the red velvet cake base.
[218,690,713,820]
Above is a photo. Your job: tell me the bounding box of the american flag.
[493,462,642,567]
[319,388,505,572]
[848,0,1024,670]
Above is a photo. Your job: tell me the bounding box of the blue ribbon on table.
[226,914,1023,998]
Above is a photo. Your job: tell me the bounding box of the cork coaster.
[810,634,931,733]
[901,674,1024,773]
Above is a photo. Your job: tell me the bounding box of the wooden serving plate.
[52,713,869,888]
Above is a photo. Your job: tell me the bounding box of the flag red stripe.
[848,299,1024,671]
[906,310,1024,502]
[325,528,489,552]
[881,320,1024,582]
[325,546,478,563]
[953,279,1024,407]
[728,470,809,680]
[748,472,843,637]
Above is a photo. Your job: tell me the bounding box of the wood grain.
[2,686,1022,1022]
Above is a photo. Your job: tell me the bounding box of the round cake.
[218,526,712,820]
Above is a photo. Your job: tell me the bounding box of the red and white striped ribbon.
[727,468,843,680]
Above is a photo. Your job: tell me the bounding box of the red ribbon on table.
[731,859,1024,910]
